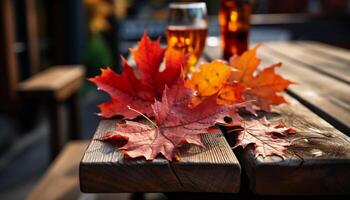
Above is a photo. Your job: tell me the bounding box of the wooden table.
[80,41,350,195]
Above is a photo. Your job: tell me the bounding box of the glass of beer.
[166,2,208,72]
[219,0,252,60]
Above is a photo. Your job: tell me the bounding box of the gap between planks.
[234,94,350,195]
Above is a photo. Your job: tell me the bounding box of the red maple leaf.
[230,118,296,158]
[99,79,233,160]
[89,63,155,119]
[89,32,186,119]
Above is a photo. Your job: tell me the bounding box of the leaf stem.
[127,106,158,128]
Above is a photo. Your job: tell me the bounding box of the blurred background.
[0,0,349,199]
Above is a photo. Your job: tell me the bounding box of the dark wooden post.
[48,99,65,160]
[68,92,81,140]
[0,0,19,114]
[25,0,40,75]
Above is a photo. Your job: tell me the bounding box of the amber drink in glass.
[166,2,208,72]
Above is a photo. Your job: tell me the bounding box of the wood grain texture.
[18,65,85,101]
[204,42,350,134]
[264,41,350,84]
[238,94,350,195]
[27,141,88,200]
[80,120,241,193]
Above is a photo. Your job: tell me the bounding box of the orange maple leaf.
[229,45,261,83]
[185,60,244,107]
[229,45,294,111]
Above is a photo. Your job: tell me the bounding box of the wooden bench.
[79,41,350,195]
[26,141,146,200]
[18,65,86,159]
[26,141,88,200]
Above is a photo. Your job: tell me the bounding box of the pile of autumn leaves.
[89,33,296,161]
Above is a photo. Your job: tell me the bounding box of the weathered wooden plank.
[80,120,241,193]
[237,94,350,195]
[204,42,350,134]
[296,40,350,64]
[264,41,350,84]
[27,141,88,200]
